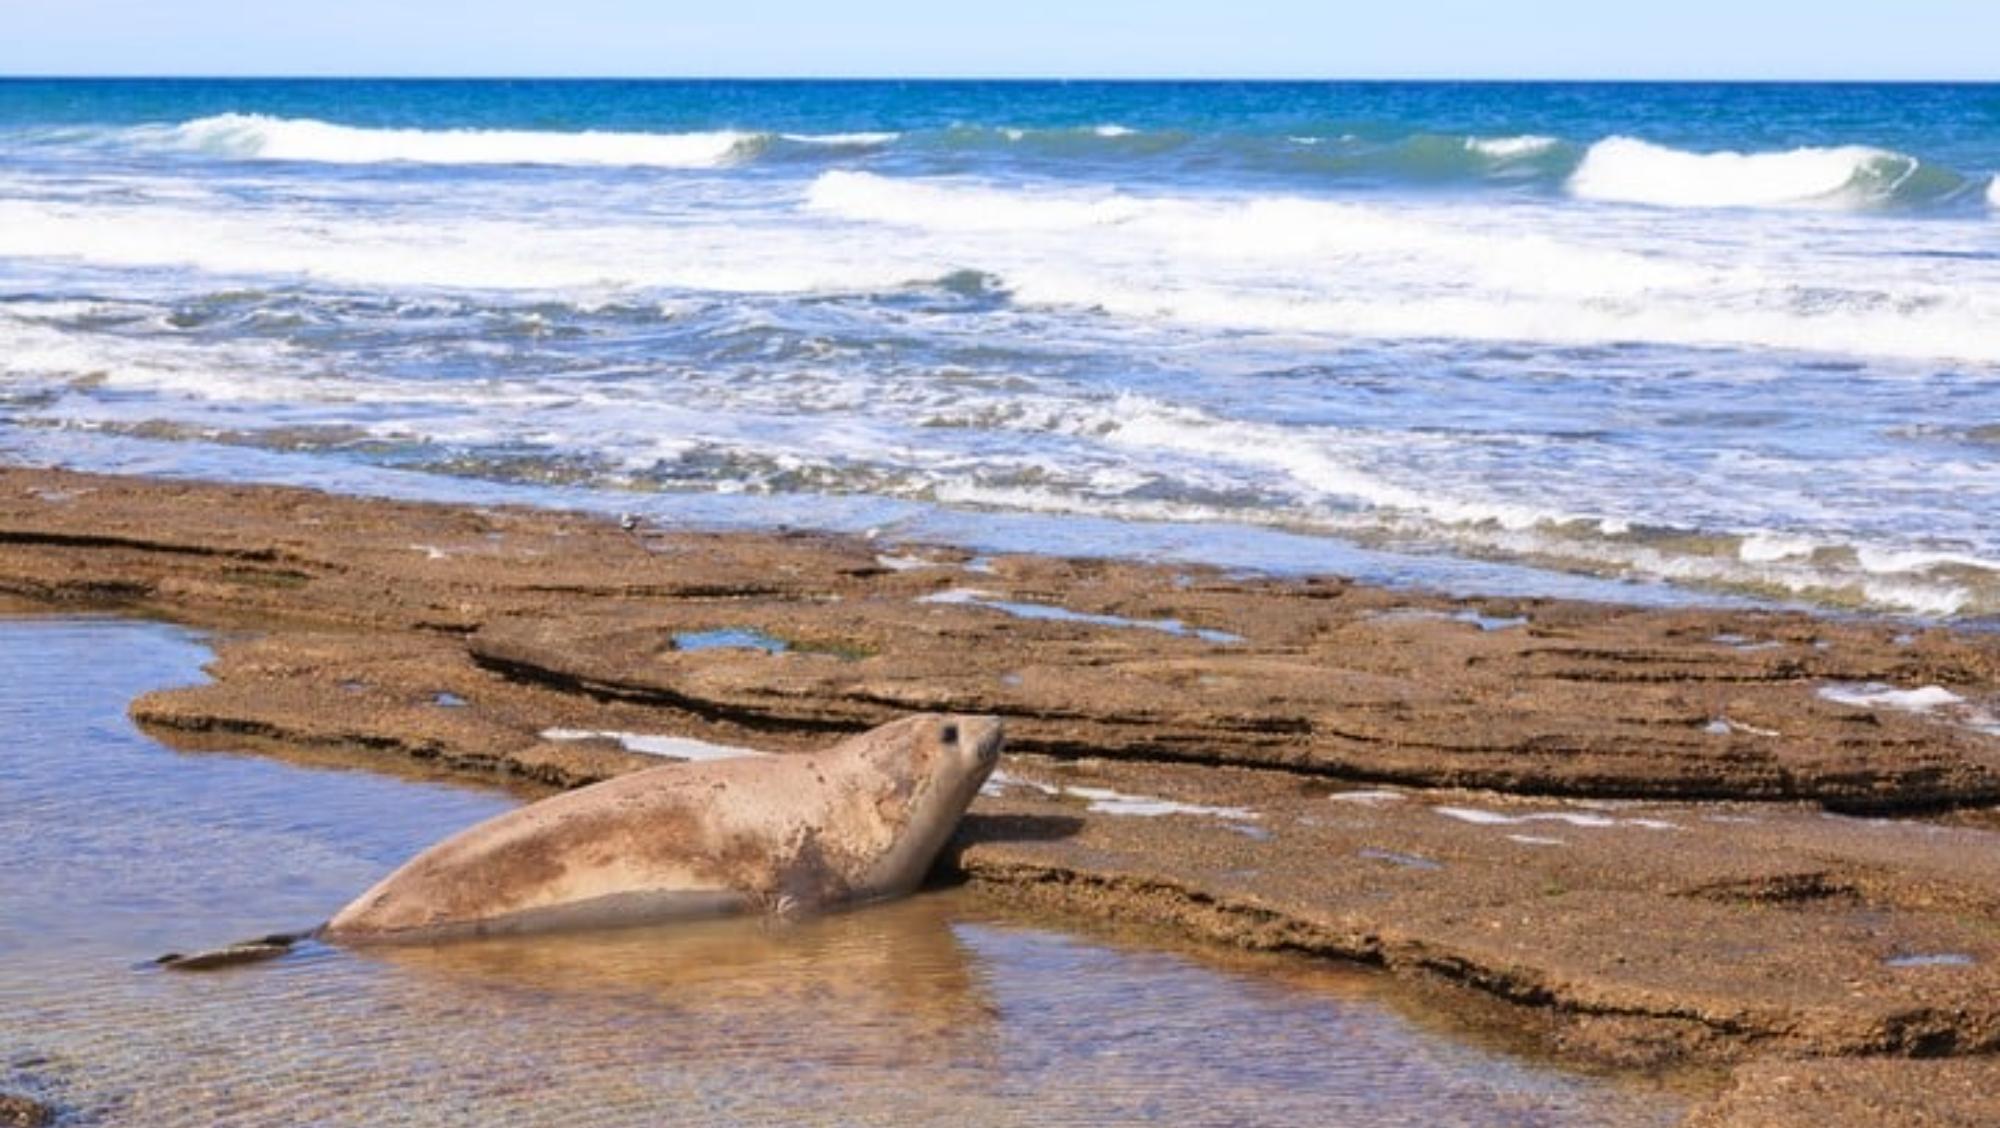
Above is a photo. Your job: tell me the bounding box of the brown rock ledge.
[1685,1058,2000,1127]
[6,466,2000,1121]
[958,756,2000,1063]
[5,467,1997,807]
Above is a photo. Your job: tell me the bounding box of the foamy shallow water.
[2,81,1998,620]
[0,616,1693,1125]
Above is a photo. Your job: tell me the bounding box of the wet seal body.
[159,715,1001,964]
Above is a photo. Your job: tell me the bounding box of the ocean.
[2,79,1996,617]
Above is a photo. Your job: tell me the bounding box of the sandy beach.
[3,465,1998,1123]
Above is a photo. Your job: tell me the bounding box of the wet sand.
[3,466,1999,1123]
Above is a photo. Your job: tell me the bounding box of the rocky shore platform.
[5,466,1998,1124]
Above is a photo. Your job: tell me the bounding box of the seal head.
[854,714,1004,902]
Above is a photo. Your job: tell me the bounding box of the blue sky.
[5,1,1998,80]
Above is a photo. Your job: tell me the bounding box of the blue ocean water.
[2,79,1997,615]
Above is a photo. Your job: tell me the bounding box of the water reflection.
[375,900,1001,1072]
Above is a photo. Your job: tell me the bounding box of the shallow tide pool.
[0,617,1692,1125]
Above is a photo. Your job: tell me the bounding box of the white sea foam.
[148,113,757,168]
[900,453,1989,616]
[1824,686,2000,739]
[803,171,2000,364]
[7,169,1999,367]
[0,197,919,293]
[1816,684,1964,712]
[1465,134,1558,159]
[808,169,1152,231]
[1468,521,1982,617]
[1569,136,1917,209]
[1435,806,1681,831]
[1989,176,2000,208]
[1854,546,2000,575]
[1738,533,1819,563]
[0,316,332,404]
[1011,392,1588,531]
[1065,785,1256,820]
[1857,579,1973,618]
[807,171,1700,297]
[980,771,1257,818]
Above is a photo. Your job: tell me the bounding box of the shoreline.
[1,429,1797,615]
[5,465,2000,1124]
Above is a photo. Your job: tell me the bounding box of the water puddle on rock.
[673,627,790,654]
[919,589,1242,644]
[0,617,1693,1125]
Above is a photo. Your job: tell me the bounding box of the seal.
[157,714,1001,966]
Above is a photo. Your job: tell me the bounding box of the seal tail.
[154,926,325,971]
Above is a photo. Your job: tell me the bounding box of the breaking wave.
[135,113,810,168]
[1568,137,1967,210]
[42,117,1992,213]
[1463,134,1561,159]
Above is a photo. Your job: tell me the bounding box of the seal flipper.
[154,927,324,971]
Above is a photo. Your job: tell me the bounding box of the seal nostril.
[941,723,960,745]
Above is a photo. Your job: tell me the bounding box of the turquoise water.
[2,80,1998,615]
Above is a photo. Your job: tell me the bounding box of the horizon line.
[4,73,1998,85]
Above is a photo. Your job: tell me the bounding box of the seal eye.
[940,723,960,745]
